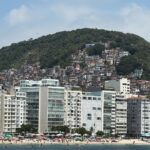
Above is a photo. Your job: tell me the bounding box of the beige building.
[0,93,27,133]
[115,95,127,135]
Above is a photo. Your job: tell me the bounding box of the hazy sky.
[0,0,150,47]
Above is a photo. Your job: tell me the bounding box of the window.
[87,117,92,120]
[93,107,96,110]
[87,114,92,120]
[88,97,92,100]
[97,117,101,120]
[83,123,86,126]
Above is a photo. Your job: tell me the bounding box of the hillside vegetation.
[0,28,150,79]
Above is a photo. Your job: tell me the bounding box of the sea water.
[0,144,149,150]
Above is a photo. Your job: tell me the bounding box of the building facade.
[39,86,64,133]
[0,85,3,133]
[15,92,27,128]
[16,79,64,134]
[115,95,127,135]
[127,97,150,137]
[64,90,103,134]
[105,78,130,94]
[64,90,82,130]
[0,94,27,133]
[101,90,116,135]
[81,92,103,133]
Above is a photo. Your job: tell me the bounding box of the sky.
[0,0,150,48]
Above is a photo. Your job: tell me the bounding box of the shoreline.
[0,139,149,146]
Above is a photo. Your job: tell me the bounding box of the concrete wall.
[39,87,48,134]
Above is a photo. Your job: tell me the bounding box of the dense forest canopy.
[0,28,150,79]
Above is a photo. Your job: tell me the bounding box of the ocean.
[0,144,149,150]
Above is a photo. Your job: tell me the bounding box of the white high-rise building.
[105,78,130,94]
[39,86,64,133]
[0,85,3,133]
[2,95,16,133]
[64,90,103,133]
[64,90,117,134]
[16,79,64,134]
[64,90,82,130]
[0,94,27,133]
[81,92,103,133]
[15,92,27,128]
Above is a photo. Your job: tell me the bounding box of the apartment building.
[81,92,103,133]
[101,90,116,135]
[15,92,27,128]
[0,94,27,133]
[64,90,82,130]
[0,85,3,133]
[16,79,64,134]
[3,77,150,137]
[115,95,127,135]
[64,90,103,133]
[39,86,64,133]
[127,97,150,137]
[105,78,130,94]
[17,85,40,130]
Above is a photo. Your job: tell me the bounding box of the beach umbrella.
[4,134,12,139]
[83,133,89,136]
[73,133,81,137]
[142,133,150,137]
[56,133,63,137]
[65,133,71,137]
[74,137,82,141]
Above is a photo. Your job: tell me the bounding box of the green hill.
[0,28,150,79]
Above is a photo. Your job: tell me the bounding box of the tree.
[16,124,37,134]
[51,126,70,134]
[116,56,142,75]
[0,28,150,79]
[146,93,150,99]
[74,127,89,136]
[96,131,104,136]
[87,44,105,56]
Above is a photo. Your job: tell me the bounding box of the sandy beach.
[0,138,149,145]
[115,139,150,145]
